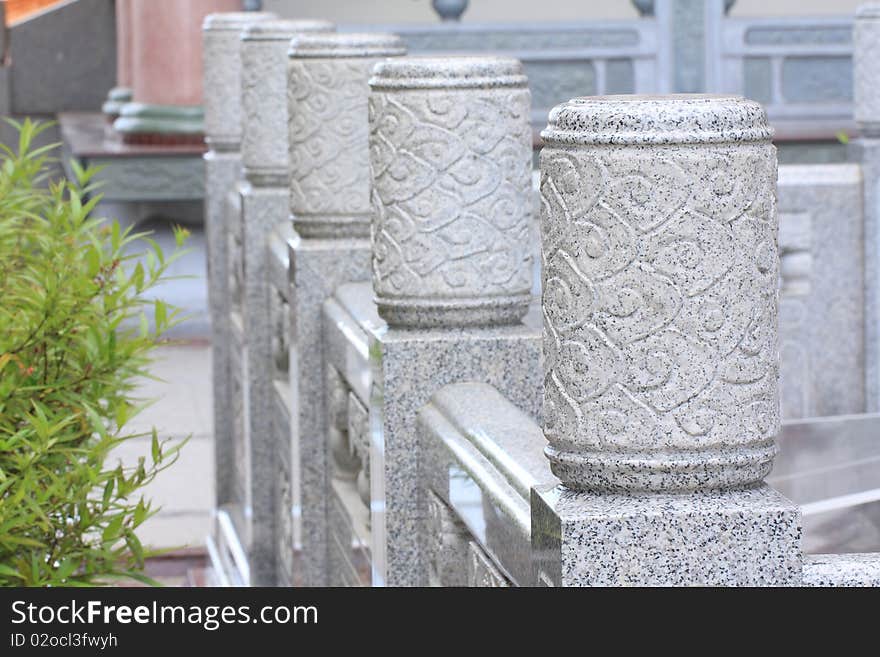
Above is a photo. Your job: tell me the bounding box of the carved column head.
[203,11,276,151]
[540,94,779,492]
[240,19,335,185]
[368,57,534,328]
[855,4,880,136]
[288,33,406,238]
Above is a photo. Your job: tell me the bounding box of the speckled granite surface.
[368,56,534,328]
[204,151,239,512]
[239,184,288,585]
[532,483,802,586]
[240,19,334,186]
[802,553,880,586]
[287,33,405,239]
[540,95,779,492]
[855,4,880,136]
[202,11,276,151]
[369,322,542,586]
[853,7,880,411]
[287,235,372,586]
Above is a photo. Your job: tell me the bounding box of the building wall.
[264,0,862,24]
[6,0,116,113]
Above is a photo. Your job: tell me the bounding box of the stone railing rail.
[201,3,880,586]
[358,0,859,145]
[716,15,856,140]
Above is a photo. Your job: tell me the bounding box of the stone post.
[370,58,534,328]
[283,32,405,587]
[533,94,801,585]
[853,3,880,412]
[238,18,334,586]
[201,10,275,583]
[366,57,542,585]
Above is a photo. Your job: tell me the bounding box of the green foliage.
[0,119,188,586]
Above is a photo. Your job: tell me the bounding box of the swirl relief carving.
[288,59,375,220]
[541,144,779,454]
[242,41,290,176]
[369,88,533,315]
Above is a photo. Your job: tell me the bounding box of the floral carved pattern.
[369,88,533,308]
[541,143,779,454]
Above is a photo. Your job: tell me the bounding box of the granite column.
[283,32,406,586]
[366,57,543,585]
[202,11,276,586]
[533,94,801,585]
[238,17,334,585]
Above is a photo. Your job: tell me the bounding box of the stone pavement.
[119,341,214,550]
[104,213,215,572]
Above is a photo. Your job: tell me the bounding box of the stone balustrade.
[315,56,543,587]
[202,9,277,586]
[240,17,338,587]
[283,31,407,587]
[202,5,880,587]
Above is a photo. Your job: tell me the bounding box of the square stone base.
[204,150,240,511]
[239,183,288,586]
[288,233,371,586]
[370,322,542,586]
[532,483,802,586]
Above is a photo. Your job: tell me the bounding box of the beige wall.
[264,0,861,24]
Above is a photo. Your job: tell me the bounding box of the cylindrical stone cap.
[240,18,336,186]
[369,55,528,90]
[368,56,534,328]
[540,94,779,493]
[288,32,406,58]
[855,4,880,134]
[202,11,276,149]
[203,11,275,31]
[542,94,774,145]
[288,33,406,239]
[242,19,334,40]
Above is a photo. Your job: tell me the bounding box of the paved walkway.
[108,216,215,561]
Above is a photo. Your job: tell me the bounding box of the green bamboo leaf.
[0,563,24,580]
[114,401,128,429]
[155,300,166,331]
[125,529,144,565]
[102,478,114,507]
[132,262,144,292]
[133,498,148,526]
[151,428,160,464]
[172,224,190,248]
[111,220,120,252]
[55,557,79,581]
[0,121,188,585]
[102,514,124,543]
